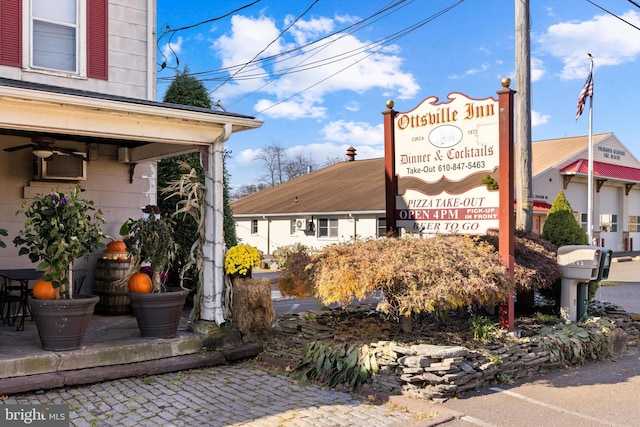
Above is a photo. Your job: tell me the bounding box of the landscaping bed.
[259,302,640,401]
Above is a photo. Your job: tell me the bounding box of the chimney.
[346,146,356,162]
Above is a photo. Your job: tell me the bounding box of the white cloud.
[209,13,420,118]
[531,57,545,82]
[531,110,550,127]
[537,10,640,79]
[449,62,491,79]
[320,120,384,146]
[344,101,359,112]
[254,96,327,119]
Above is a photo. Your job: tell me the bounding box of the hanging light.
[32,149,54,158]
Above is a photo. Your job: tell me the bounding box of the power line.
[157,0,262,71]
[214,1,417,108]
[585,0,640,31]
[157,0,412,83]
[256,0,464,115]
[208,0,320,95]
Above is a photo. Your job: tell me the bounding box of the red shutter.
[0,0,22,67]
[87,0,108,80]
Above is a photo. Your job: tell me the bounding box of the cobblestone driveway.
[1,362,419,427]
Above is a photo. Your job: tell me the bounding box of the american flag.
[575,71,593,121]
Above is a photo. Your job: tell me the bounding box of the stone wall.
[262,309,640,401]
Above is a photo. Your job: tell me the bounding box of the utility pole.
[515,0,532,231]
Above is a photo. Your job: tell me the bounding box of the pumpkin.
[106,240,127,253]
[32,279,57,300]
[128,272,153,293]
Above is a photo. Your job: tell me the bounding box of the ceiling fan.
[4,136,86,160]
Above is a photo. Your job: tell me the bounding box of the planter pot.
[128,287,189,338]
[28,295,100,351]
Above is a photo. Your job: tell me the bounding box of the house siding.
[235,214,383,254]
[1,0,152,99]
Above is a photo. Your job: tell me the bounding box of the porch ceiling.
[0,79,263,162]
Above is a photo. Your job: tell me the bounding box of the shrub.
[480,229,560,293]
[309,235,515,318]
[541,191,588,247]
[274,244,314,298]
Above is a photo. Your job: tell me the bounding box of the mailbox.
[594,248,612,281]
[557,245,602,323]
[557,245,602,281]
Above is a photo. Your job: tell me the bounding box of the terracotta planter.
[28,295,100,351]
[128,287,189,338]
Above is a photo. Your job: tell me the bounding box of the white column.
[201,123,231,324]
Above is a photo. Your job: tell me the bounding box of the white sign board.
[393,92,500,234]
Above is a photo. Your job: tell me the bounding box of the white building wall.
[234,215,383,255]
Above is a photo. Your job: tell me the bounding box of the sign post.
[498,78,516,331]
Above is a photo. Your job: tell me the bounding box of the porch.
[0,310,260,396]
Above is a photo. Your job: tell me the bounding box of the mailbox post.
[557,245,602,323]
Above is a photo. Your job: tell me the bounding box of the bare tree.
[284,154,317,180]
[323,155,343,166]
[232,183,268,200]
[255,142,287,186]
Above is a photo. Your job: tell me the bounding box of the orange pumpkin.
[32,280,57,300]
[128,272,153,293]
[106,240,127,252]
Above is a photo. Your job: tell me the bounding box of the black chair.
[2,278,28,330]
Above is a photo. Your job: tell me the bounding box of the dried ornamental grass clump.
[274,244,314,298]
[310,234,515,318]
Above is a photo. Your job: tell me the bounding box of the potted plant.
[14,185,107,350]
[125,207,189,338]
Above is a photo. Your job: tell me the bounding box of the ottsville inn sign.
[382,78,516,329]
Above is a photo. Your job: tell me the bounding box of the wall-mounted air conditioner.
[37,154,87,180]
[295,219,307,231]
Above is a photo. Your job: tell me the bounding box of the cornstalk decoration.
[162,161,207,322]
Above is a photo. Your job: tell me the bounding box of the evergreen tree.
[541,190,588,247]
[159,68,236,289]
[162,67,211,108]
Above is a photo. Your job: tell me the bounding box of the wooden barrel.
[94,259,132,315]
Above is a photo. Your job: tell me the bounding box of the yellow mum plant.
[224,244,261,277]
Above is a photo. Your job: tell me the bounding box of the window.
[0,0,108,77]
[318,218,338,238]
[580,213,588,232]
[251,219,258,235]
[377,217,387,237]
[599,214,617,232]
[629,216,640,232]
[32,0,78,72]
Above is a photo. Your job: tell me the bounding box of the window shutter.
[87,0,108,80]
[0,0,22,67]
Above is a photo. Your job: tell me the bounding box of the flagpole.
[587,54,594,245]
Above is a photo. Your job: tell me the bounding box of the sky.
[156,0,640,191]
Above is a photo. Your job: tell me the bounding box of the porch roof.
[0,78,263,161]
